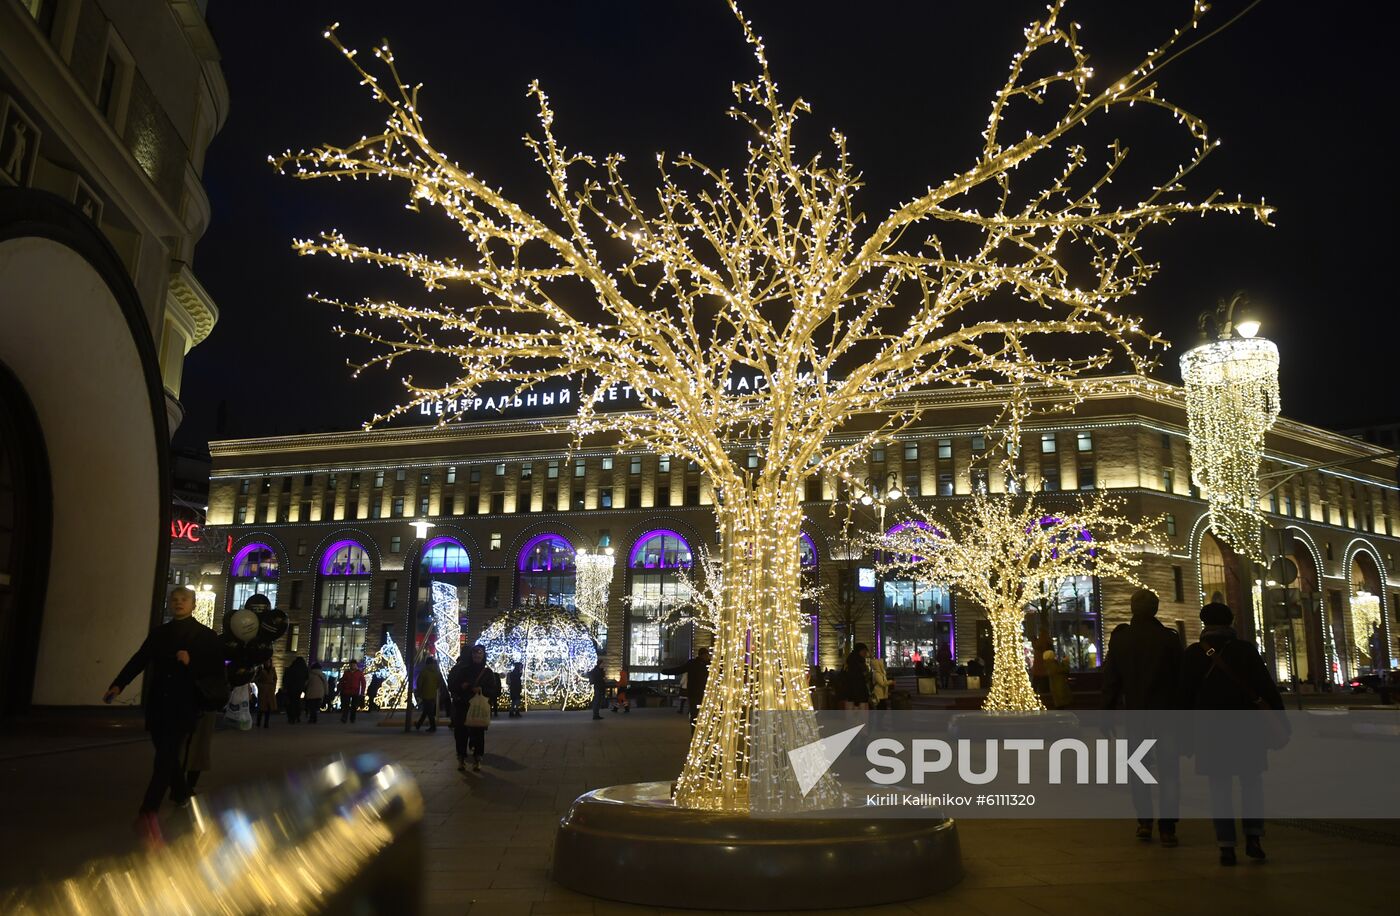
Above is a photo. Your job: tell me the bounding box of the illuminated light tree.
[365,636,409,709]
[479,596,598,710]
[877,486,1166,711]
[274,2,1271,810]
[429,580,462,666]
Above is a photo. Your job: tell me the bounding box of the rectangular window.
[490,493,504,514]
[746,452,758,469]
[1283,494,1293,516]
[971,435,986,454]
[297,538,308,556]
[236,505,247,524]
[627,486,641,507]
[261,478,272,493]
[805,478,823,502]
[239,479,251,495]
[1172,566,1184,603]
[1041,462,1060,492]
[871,447,885,464]
[390,535,402,553]
[519,487,533,511]
[1166,514,1177,537]
[484,575,500,608]
[970,468,989,492]
[392,497,404,517]
[290,582,304,610]
[287,623,301,653]
[395,469,406,482]
[446,466,457,484]
[1077,432,1094,452]
[1162,467,1174,493]
[598,530,612,547]
[96,52,119,118]
[573,489,586,511]
[419,496,430,516]
[630,456,642,475]
[656,486,671,507]
[469,467,481,483]
[548,461,560,479]
[937,439,952,460]
[520,464,533,480]
[374,471,385,488]
[371,501,382,519]
[600,487,614,508]
[328,474,338,489]
[903,473,920,498]
[442,494,455,515]
[937,472,954,496]
[686,484,700,506]
[349,473,359,489]
[602,457,614,470]
[1041,434,1057,454]
[575,462,587,478]
[385,579,399,610]
[282,477,293,493]
[299,500,311,521]
[1161,432,1172,451]
[1077,461,1096,490]
[490,533,502,551]
[420,471,431,485]
[659,456,671,473]
[904,442,919,461]
[494,463,506,477]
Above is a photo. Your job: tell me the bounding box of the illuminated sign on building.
[171,519,202,543]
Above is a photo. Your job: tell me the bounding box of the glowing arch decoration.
[364,636,408,709]
[232,543,279,578]
[479,597,598,710]
[430,580,462,666]
[322,539,373,576]
[421,536,471,574]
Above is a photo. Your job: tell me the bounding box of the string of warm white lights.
[430,580,462,667]
[1180,336,1280,560]
[876,478,1166,712]
[574,549,615,638]
[1351,591,1381,665]
[275,1,1270,811]
[478,597,598,710]
[364,636,408,709]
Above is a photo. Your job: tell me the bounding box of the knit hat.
[1200,602,1233,625]
[1130,589,1160,616]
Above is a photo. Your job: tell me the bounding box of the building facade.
[207,379,1400,692]
[0,0,225,711]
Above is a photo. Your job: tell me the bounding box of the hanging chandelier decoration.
[1180,336,1280,560]
[574,548,615,637]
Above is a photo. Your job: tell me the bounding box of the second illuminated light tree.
[276,1,1271,810]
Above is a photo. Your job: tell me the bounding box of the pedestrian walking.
[447,645,500,771]
[869,653,890,710]
[838,644,873,710]
[611,666,631,713]
[253,660,278,729]
[1102,588,1184,845]
[587,661,607,719]
[303,662,327,723]
[663,646,711,727]
[1043,652,1073,709]
[1180,602,1286,866]
[415,656,442,732]
[104,586,225,844]
[282,656,309,724]
[339,660,367,723]
[507,662,524,717]
[936,643,954,690]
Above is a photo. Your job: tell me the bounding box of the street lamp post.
[405,519,435,733]
[839,470,903,659]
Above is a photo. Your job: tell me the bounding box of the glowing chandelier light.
[1352,590,1382,663]
[364,636,409,709]
[429,580,462,666]
[479,597,598,710]
[194,585,217,629]
[574,548,615,637]
[1180,336,1280,559]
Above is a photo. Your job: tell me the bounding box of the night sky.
[178,1,1397,450]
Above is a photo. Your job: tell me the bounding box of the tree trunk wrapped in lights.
[877,488,1166,712]
[274,1,1270,809]
[1180,337,1280,560]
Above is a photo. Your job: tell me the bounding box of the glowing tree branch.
[274,1,1270,810]
[877,487,1166,711]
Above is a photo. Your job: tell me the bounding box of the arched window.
[230,542,279,611]
[627,530,693,674]
[317,539,372,665]
[419,537,470,665]
[879,521,952,668]
[517,533,576,609]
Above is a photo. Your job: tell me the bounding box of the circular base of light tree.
[948,709,1081,740]
[552,782,962,910]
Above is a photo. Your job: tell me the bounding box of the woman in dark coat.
[282,657,309,724]
[446,645,501,772]
[1180,602,1285,866]
[840,643,873,709]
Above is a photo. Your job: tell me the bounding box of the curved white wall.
[0,237,161,706]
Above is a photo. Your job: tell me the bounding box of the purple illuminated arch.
[321,539,373,576]
[517,533,576,572]
[232,543,278,579]
[421,536,471,574]
[799,532,818,566]
[629,529,694,569]
[1035,516,1095,559]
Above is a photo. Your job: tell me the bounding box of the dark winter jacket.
[838,651,873,705]
[110,616,224,733]
[662,656,711,704]
[1102,611,1183,710]
[446,658,501,703]
[1180,625,1286,775]
[282,657,309,700]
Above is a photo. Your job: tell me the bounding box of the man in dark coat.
[1102,588,1183,846]
[105,585,225,833]
[1180,602,1285,865]
[838,644,873,709]
[446,645,501,771]
[663,646,711,727]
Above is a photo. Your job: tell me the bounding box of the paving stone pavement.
[0,706,1391,915]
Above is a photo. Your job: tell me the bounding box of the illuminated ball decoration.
[479,598,597,710]
[1180,336,1280,559]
